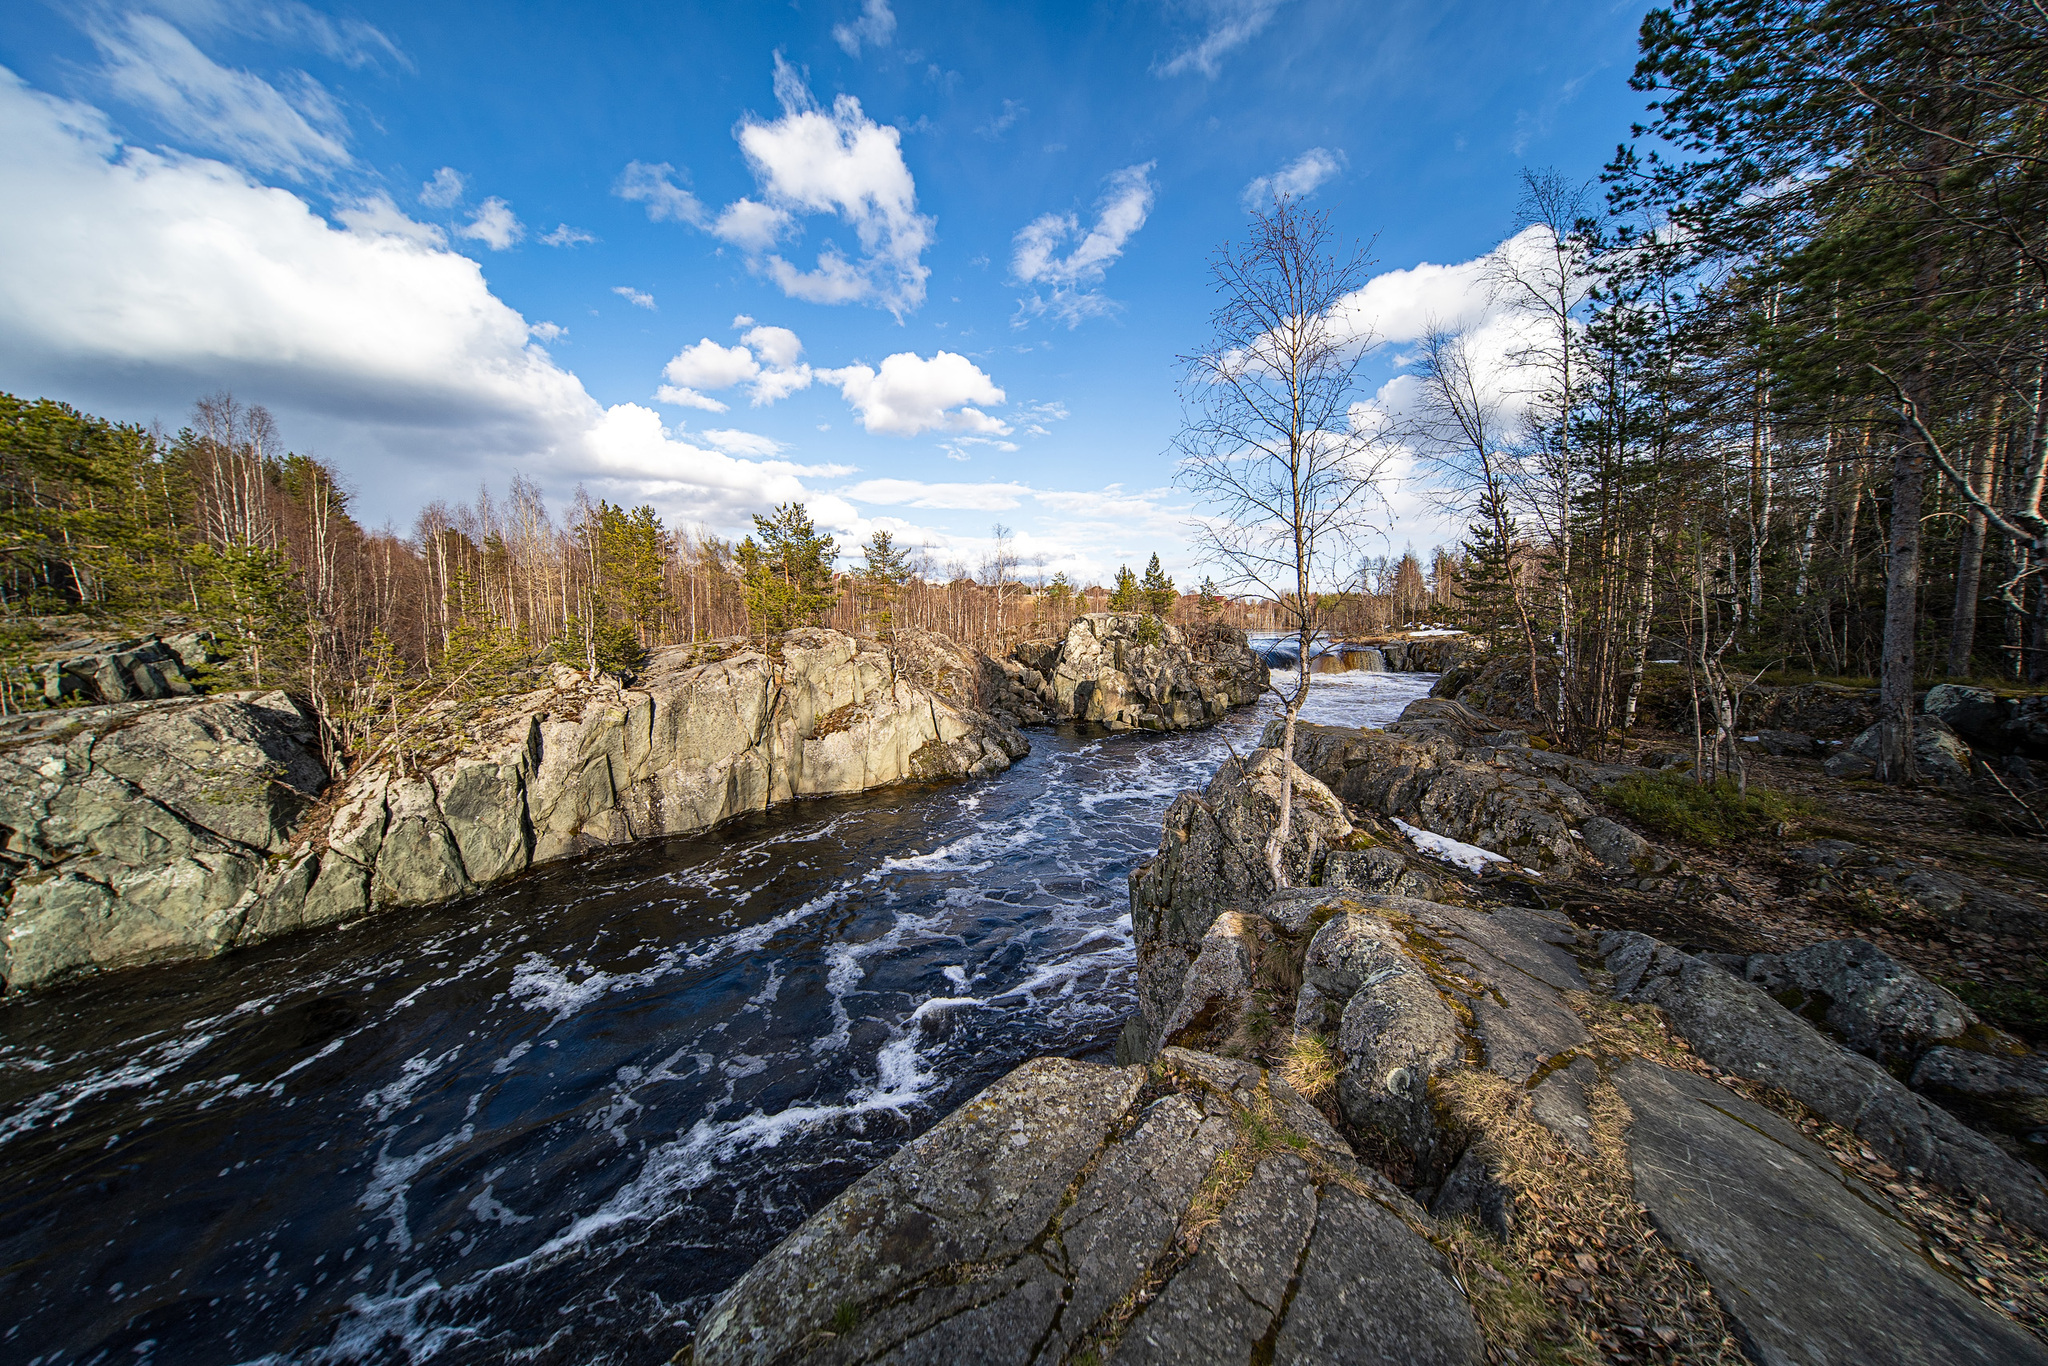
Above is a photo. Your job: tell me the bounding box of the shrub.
[1601,773,1818,846]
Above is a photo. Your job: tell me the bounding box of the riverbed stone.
[1614,1059,2048,1366]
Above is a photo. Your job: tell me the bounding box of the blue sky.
[0,0,1652,584]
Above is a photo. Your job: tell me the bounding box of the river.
[0,663,1434,1366]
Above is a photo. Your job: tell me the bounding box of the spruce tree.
[1140,553,1176,615]
[1108,564,1138,611]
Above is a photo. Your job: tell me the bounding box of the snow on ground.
[1390,817,1537,877]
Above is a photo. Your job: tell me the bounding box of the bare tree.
[1174,197,1390,886]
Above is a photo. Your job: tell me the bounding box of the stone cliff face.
[700,708,2048,1364]
[0,629,1026,993]
[0,691,328,990]
[1002,613,1267,731]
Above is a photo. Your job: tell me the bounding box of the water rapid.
[0,665,1433,1366]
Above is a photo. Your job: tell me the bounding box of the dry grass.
[1566,987,2048,1341]
[1280,1031,1340,1102]
[1431,1068,1746,1365]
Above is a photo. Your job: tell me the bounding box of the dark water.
[0,668,1433,1366]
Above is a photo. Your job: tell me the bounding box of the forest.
[1401,0,2046,780]
[2,0,2041,792]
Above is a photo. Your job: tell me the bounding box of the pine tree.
[738,502,838,633]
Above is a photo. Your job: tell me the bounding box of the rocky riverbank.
[0,618,1267,994]
[690,695,2048,1365]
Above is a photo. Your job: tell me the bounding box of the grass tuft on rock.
[1280,1032,1339,1102]
[1600,773,1819,846]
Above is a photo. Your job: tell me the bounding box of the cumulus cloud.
[419,165,464,207]
[456,196,523,250]
[540,223,594,247]
[729,56,933,314]
[1155,0,1286,79]
[832,0,897,57]
[614,160,707,225]
[612,285,656,310]
[0,67,847,534]
[89,12,351,177]
[1242,147,1344,206]
[1010,162,1155,327]
[817,351,1008,437]
[655,325,814,411]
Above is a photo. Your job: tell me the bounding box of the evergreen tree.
[857,529,912,638]
[1456,489,1523,648]
[1140,553,1176,615]
[737,502,838,633]
[1108,564,1138,611]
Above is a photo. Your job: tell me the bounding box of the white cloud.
[612,285,656,310]
[540,223,595,247]
[729,56,933,315]
[842,479,1030,511]
[0,67,847,535]
[817,351,1008,437]
[456,197,523,250]
[711,197,793,251]
[334,193,446,247]
[614,160,707,225]
[419,165,464,208]
[977,99,1026,140]
[90,13,351,177]
[1010,163,1155,327]
[832,0,897,57]
[529,321,566,342]
[1155,0,1286,79]
[655,325,813,410]
[1242,147,1344,207]
[700,428,786,458]
[157,0,408,71]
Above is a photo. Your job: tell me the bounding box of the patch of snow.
[1391,817,1536,877]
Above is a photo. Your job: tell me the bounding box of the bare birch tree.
[1174,197,1390,886]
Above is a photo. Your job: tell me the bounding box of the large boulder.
[1926,683,2048,759]
[1122,748,1354,1060]
[1273,713,1622,874]
[0,692,328,990]
[1018,613,1266,731]
[1841,712,1976,787]
[1742,937,1981,1065]
[689,1050,1483,1366]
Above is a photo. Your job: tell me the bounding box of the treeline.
[1398,0,2047,779]
[0,391,1289,756]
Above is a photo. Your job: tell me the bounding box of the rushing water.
[0,665,1434,1366]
